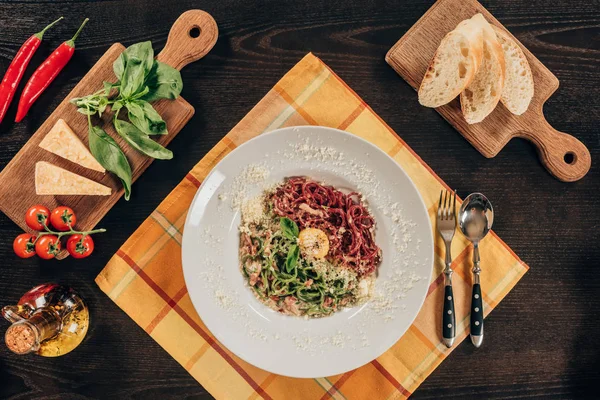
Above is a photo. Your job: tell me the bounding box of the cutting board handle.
[519,120,591,182]
[156,10,218,71]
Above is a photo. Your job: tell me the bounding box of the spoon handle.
[470,282,483,346]
[470,245,483,347]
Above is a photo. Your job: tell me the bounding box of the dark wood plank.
[0,0,598,398]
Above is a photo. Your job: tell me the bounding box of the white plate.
[182,126,433,378]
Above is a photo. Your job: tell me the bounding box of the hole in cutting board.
[564,152,576,164]
[189,26,201,38]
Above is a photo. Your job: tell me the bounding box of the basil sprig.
[71,41,183,200]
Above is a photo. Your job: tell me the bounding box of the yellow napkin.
[96,53,528,399]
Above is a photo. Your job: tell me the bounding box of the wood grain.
[385,0,592,182]
[0,0,598,399]
[0,10,217,259]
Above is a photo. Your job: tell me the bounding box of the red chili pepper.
[15,18,89,123]
[0,17,63,125]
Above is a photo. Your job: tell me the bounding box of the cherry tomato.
[13,233,37,258]
[50,206,76,231]
[66,234,94,259]
[25,205,50,231]
[35,235,61,260]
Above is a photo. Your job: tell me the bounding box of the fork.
[437,189,456,348]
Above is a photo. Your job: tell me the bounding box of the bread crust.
[460,15,506,123]
[492,25,534,115]
[418,16,484,108]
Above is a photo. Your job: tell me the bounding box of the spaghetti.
[270,177,381,276]
[239,177,382,318]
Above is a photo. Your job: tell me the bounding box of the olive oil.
[2,283,89,357]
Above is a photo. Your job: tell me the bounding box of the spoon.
[459,193,494,348]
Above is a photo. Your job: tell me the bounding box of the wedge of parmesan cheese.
[39,119,105,173]
[35,161,111,196]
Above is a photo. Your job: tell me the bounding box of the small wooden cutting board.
[0,10,218,258]
[386,0,591,182]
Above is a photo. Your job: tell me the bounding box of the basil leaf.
[77,107,95,116]
[285,245,300,273]
[114,41,153,80]
[112,100,124,115]
[103,81,116,96]
[88,125,132,200]
[120,59,146,99]
[117,41,154,99]
[113,54,125,81]
[130,86,150,100]
[126,41,154,72]
[114,119,173,160]
[280,217,299,239]
[141,61,183,102]
[126,100,167,135]
[97,97,109,117]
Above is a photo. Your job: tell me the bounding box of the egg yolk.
[298,228,330,259]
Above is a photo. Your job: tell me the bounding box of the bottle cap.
[5,323,37,354]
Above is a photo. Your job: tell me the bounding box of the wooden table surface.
[0,0,597,398]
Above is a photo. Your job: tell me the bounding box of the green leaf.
[71,90,115,118]
[126,100,167,135]
[77,107,95,116]
[114,118,173,160]
[117,41,155,99]
[280,217,299,240]
[103,81,117,96]
[141,61,183,102]
[130,86,150,100]
[127,41,154,72]
[97,97,109,117]
[112,100,124,115]
[113,54,125,80]
[114,41,154,79]
[120,60,146,99]
[88,125,133,200]
[285,245,300,273]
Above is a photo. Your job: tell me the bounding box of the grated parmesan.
[241,194,266,225]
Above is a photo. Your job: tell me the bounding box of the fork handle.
[442,279,455,347]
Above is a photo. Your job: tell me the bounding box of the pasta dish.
[239,177,381,318]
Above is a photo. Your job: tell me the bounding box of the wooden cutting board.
[0,10,218,258]
[385,0,591,182]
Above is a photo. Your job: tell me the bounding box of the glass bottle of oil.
[2,283,89,357]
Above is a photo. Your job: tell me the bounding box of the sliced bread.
[492,26,534,115]
[418,15,484,108]
[460,14,506,124]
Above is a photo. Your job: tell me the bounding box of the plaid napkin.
[96,53,528,399]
